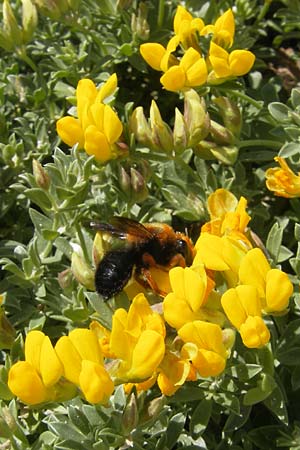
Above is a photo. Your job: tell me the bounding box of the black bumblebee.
[90,216,195,300]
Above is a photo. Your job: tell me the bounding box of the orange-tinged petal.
[140,43,167,71]
[56,117,85,148]
[24,330,45,371]
[265,269,293,312]
[79,360,114,404]
[103,105,123,144]
[207,188,238,219]
[55,336,82,385]
[239,316,270,348]
[40,335,63,387]
[8,361,49,405]
[160,66,186,91]
[128,330,165,380]
[96,73,118,103]
[84,125,112,162]
[229,50,255,76]
[68,328,103,364]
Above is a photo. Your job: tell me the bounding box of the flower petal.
[79,360,114,404]
[8,361,49,405]
[56,117,84,148]
[140,43,167,71]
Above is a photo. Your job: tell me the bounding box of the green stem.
[238,139,282,150]
[256,0,272,23]
[75,222,90,264]
[17,48,38,72]
[157,0,165,28]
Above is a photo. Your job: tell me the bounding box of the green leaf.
[279,142,300,158]
[165,412,186,449]
[85,292,112,329]
[29,208,53,234]
[263,385,288,425]
[268,102,291,122]
[213,392,240,414]
[276,319,300,365]
[266,222,283,263]
[224,405,252,433]
[189,398,212,437]
[227,364,262,381]
[243,374,276,406]
[24,188,52,210]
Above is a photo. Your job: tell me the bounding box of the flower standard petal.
[128,329,165,381]
[76,79,97,123]
[239,248,270,298]
[24,330,45,371]
[84,125,111,162]
[103,105,123,144]
[140,43,167,71]
[169,266,185,299]
[160,66,186,91]
[221,287,247,329]
[207,188,238,219]
[56,117,85,148]
[8,361,49,405]
[68,328,103,364]
[55,336,82,385]
[39,335,63,387]
[228,50,255,76]
[265,269,293,312]
[184,267,206,311]
[79,360,114,404]
[96,73,118,103]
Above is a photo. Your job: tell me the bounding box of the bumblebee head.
[175,234,195,266]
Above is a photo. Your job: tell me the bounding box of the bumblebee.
[90,216,195,300]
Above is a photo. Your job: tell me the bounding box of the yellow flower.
[163,265,224,330]
[55,328,114,404]
[56,74,124,163]
[221,285,270,348]
[208,42,255,80]
[8,330,63,405]
[265,156,300,198]
[178,321,228,377]
[239,248,293,313]
[157,350,192,396]
[201,188,252,246]
[168,5,204,51]
[201,9,235,48]
[109,293,166,382]
[140,44,207,92]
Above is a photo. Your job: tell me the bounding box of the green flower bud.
[222,328,236,351]
[34,0,62,20]
[58,268,73,289]
[117,0,133,9]
[71,251,95,291]
[173,107,187,152]
[3,0,22,47]
[32,159,50,190]
[21,0,38,43]
[130,106,153,148]
[150,100,173,152]
[209,120,235,145]
[131,3,150,41]
[130,167,148,202]
[213,96,242,137]
[119,166,132,197]
[141,396,165,425]
[184,89,210,147]
[122,392,138,433]
[194,141,238,165]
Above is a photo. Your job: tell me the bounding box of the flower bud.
[3,0,22,47]
[71,251,95,290]
[130,106,153,148]
[117,0,133,9]
[122,392,139,433]
[184,89,210,147]
[32,159,50,190]
[213,96,242,137]
[150,100,174,152]
[141,396,165,425]
[222,328,236,351]
[194,141,238,165]
[119,166,132,197]
[209,120,235,145]
[130,167,148,202]
[21,0,38,43]
[58,268,73,289]
[131,3,150,41]
[173,107,187,152]
[34,0,62,20]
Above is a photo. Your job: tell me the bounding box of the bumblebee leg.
[167,253,186,268]
[134,267,166,297]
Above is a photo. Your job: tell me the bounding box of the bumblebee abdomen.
[95,249,136,300]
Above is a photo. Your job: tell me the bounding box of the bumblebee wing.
[91,216,153,243]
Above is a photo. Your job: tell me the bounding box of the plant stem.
[217,88,263,109]
[75,222,90,264]
[238,139,282,150]
[157,0,165,28]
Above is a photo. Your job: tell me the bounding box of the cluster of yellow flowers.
[8,189,293,406]
[265,156,300,198]
[140,7,255,91]
[56,74,125,163]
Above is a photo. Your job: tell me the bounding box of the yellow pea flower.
[56,74,124,163]
[55,328,113,404]
[163,265,222,330]
[157,350,192,396]
[221,285,270,348]
[201,9,235,48]
[8,330,63,405]
[239,248,293,313]
[160,47,207,92]
[265,156,300,198]
[208,42,255,81]
[109,293,166,382]
[169,5,204,51]
[179,321,228,377]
